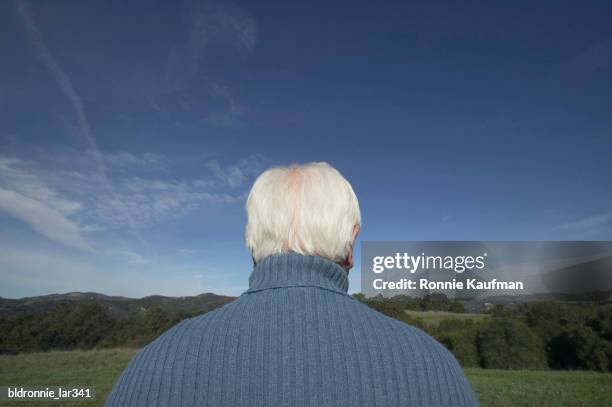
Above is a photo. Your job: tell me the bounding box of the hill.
[0,291,236,319]
[403,309,489,327]
[462,290,612,313]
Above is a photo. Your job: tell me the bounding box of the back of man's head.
[245,162,361,265]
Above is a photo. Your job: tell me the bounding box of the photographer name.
[373,278,525,291]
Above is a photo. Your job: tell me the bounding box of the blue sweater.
[105,253,478,406]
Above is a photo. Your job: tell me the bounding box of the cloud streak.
[164,1,258,90]
[0,157,92,250]
[13,0,103,172]
[107,250,150,266]
[13,0,142,233]
[0,158,81,215]
[553,214,612,233]
[158,1,257,126]
[201,83,250,128]
[556,37,612,84]
[0,187,92,251]
[0,153,264,248]
[192,2,257,55]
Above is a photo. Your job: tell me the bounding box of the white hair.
[245,162,361,263]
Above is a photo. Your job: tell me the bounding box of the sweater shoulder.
[117,299,240,374]
[103,300,241,406]
[346,299,478,405]
[349,298,463,365]
[152,297,240,344]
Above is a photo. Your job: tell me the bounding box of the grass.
[466,368,612,407]
[0,349,136,406]
[0,349,611,406]
[404,309,490,326]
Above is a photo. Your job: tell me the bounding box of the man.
[105,162,478,406]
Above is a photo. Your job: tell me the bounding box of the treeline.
[355,292,466,314]
[0,303,200,354]
[356,294,612,372]
[1,295,611,373]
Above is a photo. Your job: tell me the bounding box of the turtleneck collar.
[246,252,349,295]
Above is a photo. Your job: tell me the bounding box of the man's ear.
[345,223,361,270]
[352,223,360,240]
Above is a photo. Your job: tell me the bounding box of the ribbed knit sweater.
[104,253,479,406]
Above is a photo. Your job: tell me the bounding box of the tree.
[435,319,479,367]
[477,318,547,370]
[550,326,611,372]
[421,293,449,311]
[448,302,465,313]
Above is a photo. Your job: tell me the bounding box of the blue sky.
[1,0,611,298]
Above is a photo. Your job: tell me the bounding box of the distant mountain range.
[461,290,612,312]
[1,288,609,319]
[0,292,236,319]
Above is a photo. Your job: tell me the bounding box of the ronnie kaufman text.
[373,278,525,291]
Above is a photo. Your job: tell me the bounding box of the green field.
[0,349,134,407]
[404,309,490,326]
[0,349,611,406]
[466,368,612,407]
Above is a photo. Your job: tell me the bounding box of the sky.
[1,0,611,299]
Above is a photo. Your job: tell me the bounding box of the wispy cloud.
[553,214,612,233]
[13,0,105,174]
[92,150,167,171]
[180,249,201,255]
[0,158,81,215]
[0,152,264,247]
[556,37,612,84]
[201,84,250,128]
[191,1,257,55]
[0,158,91,250]
[207,158,248,189]
[87,176,239,229]
[158,1,257,125]
[0,187,92,251]
[13,0,152,240]
[163,1,257,92]
[108,250,150,266]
